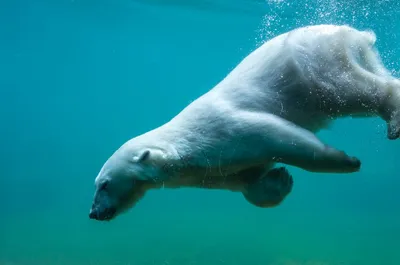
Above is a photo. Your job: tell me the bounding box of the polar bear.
[89,24,400,221]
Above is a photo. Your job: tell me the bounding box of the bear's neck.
[137,121,221,182]
[131,123,191,170]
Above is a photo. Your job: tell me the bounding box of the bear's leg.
[351,61,400,140]
[241,166,293,208]
[232,111,361,173]
[339,45,400,139]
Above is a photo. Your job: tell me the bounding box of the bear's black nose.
[89,208,98,220]
[88,207,116,221]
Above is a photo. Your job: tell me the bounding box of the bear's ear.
[133,150,150,163]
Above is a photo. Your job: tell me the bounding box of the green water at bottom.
[2,207,400,265]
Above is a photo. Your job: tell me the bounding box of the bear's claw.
[346,156,361,169]
[322,146,362,172]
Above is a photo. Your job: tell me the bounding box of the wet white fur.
[94,24,400,214]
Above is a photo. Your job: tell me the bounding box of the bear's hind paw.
[242,167,293,208]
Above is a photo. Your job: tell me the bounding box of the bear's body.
[89,25,400,221]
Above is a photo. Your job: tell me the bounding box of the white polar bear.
[89,24,400,221]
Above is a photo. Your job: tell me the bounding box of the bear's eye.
[99,181,109,191]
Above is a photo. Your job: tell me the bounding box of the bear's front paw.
[323,146,361,173]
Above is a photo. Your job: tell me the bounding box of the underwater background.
[1,0,400,264]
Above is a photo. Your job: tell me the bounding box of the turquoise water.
[2,0,400,264]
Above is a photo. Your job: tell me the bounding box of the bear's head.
[88,144,169,221]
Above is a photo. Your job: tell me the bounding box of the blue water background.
[1,0,400,264]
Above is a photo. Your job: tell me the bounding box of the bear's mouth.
[89,206,116,221]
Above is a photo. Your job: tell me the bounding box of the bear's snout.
[89,205,116,221]
[89,192,116,221]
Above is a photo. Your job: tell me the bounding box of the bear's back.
[205,25,384,132]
